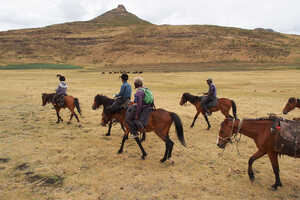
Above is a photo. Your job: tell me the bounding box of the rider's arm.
[115,84,125,97]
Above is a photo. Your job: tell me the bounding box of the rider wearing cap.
[107,73,132,114]
[201,78,217,115]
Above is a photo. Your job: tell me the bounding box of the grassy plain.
[0,69,300,200]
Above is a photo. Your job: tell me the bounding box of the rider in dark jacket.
[201,78,217,115]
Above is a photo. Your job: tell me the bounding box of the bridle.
[218,118,243,142]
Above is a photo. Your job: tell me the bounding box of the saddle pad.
[207,98,218,108]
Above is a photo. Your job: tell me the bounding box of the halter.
[218,118,243,142]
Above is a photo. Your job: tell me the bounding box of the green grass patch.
[0,63,82,70]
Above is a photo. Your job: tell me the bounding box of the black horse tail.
[231,100,237,119]
[74,98,81,115]
[170,112,186,147]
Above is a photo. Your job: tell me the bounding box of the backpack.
[140,88,154,104]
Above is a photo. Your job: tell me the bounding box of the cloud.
[0,0,299,35]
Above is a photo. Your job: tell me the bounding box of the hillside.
[0,5,300,70]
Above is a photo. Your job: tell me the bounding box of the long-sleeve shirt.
[115,81,132,100]
[134,87,152,118]
[56,81,67,95]
[207,83,217,97]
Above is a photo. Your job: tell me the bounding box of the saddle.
[273,118,300,157]
[207,97,218,108]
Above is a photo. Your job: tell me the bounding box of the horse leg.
[106,120,113,136]
[167,138,174,160]
[134,137,147,160]
[248,150,266,181]
[55,107,62,123]
[118,134,128,154]
[267,151,282,190]
[140,132,146,143]
[203,113,211,130]
[190,111,200,128]
[68,113,73,124]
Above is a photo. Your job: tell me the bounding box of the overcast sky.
[1,0,299,35]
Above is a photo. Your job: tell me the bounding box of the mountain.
[0,5,300,70]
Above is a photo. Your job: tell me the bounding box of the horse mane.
[95,94,114,107]
[183,93,202,103]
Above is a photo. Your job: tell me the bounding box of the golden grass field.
[0,69,300,200]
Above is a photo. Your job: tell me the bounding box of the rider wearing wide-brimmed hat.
[53,74,68,107]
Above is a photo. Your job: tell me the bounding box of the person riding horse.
[107,73,132,114]
[126,77,154,138]
[201,78,217,116]
[53,74,67,107]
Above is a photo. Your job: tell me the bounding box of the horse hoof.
[160,158,167,163]
[190,125,194,128]
[271,184,278,191]
[56,121,60,124]
[78,124,82,128]
[105,133,110,136]
[117,150,123,154]
[67,121,71,125]
[249,174,255,182]
[141,155,146,160]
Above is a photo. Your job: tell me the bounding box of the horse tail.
[231,100,237,119]
[169,112,186,147]
[74,98,81,115]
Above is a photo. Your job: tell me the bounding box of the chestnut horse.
[217,117,300,190]
[41,93,81,124]
[179,93,237,129]
[282,97,300,115]
[101,107,186,162]
[92,95,145,140]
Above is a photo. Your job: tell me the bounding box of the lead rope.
[234,119,243,156]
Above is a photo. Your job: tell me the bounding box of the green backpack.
[140,88,154,104]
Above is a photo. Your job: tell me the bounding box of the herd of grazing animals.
[41,75,300,191]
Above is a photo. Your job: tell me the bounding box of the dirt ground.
[0,69,300,200]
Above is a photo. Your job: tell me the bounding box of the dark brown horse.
[179,93,237,129]
[92,94,124,136]
[282,97,300,115]
[41,93,81,124]
[101,107,186,162]
[92,94,146,140]
[217,117,300,190]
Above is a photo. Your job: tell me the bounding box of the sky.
[1,0,300,35]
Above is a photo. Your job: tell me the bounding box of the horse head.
[179,93,189,105]
[283,97,298,115]
[92,95,114,110]
[217,118,237,149]
[41,93,51,106]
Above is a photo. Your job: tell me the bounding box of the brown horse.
[179,93,237,129]
[217,117,300,190]
[282,97,300,115]
[101,107,186,162]
[41,93,81,124]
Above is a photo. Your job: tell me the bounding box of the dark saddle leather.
[274,119,300,157]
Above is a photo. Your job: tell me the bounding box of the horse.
[282,97,300,115]
[101,106,186,162]
[92,94,145,140]
[41,93,81,124]
[217,117,300,190]
[179,93,237,130]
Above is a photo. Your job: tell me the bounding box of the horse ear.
[289,98,296,103]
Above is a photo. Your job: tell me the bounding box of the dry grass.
[0,69,300,200]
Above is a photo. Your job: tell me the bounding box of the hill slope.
[0,5,300,69]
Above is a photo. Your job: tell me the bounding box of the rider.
[53,74,67,107]
[125,77,154,138]
[201,78,217,116]
[107,73,132,114]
